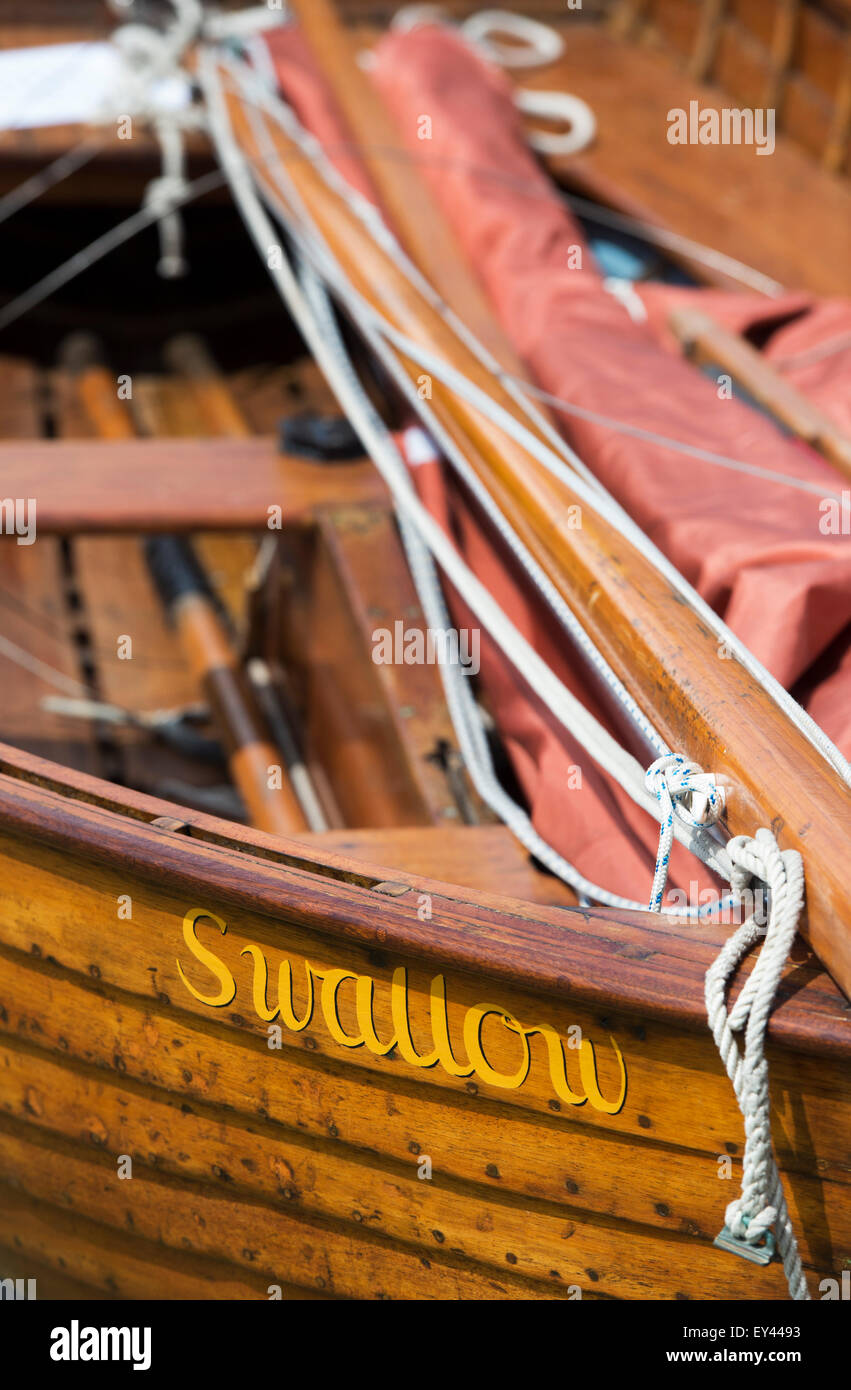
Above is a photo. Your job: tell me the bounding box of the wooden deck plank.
[300,825,575,905]
[0,358,100,771]
[0,1119,563,1301]
[530,26,851,295]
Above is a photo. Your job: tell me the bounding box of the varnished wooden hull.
[0,0,849,1304]
[0,746,847,1300]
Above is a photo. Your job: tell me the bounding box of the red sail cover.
[263,26,851,907]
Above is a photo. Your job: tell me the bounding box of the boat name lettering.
[176,909,627,1114]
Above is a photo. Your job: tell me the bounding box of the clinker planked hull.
[0,747,847,1300]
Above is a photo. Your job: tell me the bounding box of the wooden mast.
[221,45,851,1000]
[288,0,533,380]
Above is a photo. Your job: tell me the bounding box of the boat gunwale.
[0,742,846,1062]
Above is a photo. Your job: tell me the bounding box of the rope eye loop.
[645,752,725,829]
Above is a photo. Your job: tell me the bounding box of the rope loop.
[704,827,809,1298]
[461,10,565,68]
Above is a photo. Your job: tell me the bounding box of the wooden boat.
[0,0,849,1304]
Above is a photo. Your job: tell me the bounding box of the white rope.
[0,168,224,334]
[201,49,739,898]
[297,259,716,912]
[207,39,812,1298]
[460,9,566,68]
[511,377,844,503]
[225,58,851,790]
[0,139,102,227]
[705,830,810,1299]
[645,754,725,911]
[225,65,839,502]
[144,115,190,278]
[513,88,596,157]
[237,79,668,767]
[109,2,204,279]
[392,5,566,69]
[560,190,786,298]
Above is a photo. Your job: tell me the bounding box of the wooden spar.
[144,535,309,837]
[287,0,536,380]
[221,70,851,1000]
[669,307,851,482]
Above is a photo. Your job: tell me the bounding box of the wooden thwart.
[0,437,387,532]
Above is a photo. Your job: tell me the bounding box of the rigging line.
[0,167,225,335]
[202,49,734,887]
[225,57,600,500]
[218,62,785,298]
[556,191,785,298]
[228,65,851,790]
[234,54,826,523]
[326,275,851,782]
[297,258,740,916]
[497,381,844,502]
[241,92,667,762]
[226,60,843,506]
[0,137,105,227]
[0,632,90,699]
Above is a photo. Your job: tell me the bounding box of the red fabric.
[262,29,376,202]
[637,284,851,436]
[265,26,851,905]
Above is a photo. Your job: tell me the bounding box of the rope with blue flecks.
[645,753,725,910]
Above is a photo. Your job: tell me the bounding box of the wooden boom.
[222,56,851,999]
[669,307,851,482]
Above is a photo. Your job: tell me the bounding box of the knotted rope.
[143,116,189,278]
[646,759,808,1297]
[645,753,724,910]
[109,1,204,277]
[705,829,809,1299]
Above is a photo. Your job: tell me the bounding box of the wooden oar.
[222,61,851,1000]
[144,534,309,837]
[669,307,851,482]
[62,333,309,836]
[59,333,136,440]
[163,333,255,438]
